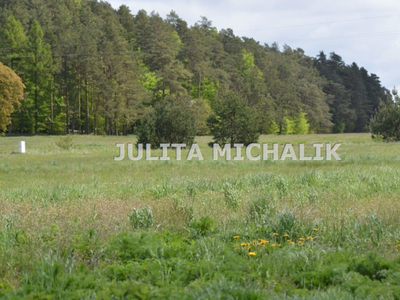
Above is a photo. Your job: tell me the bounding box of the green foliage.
[280,113,310,135]
[2,135,400,298]
[136,97,197,147]
[0,4,388,136]
[294,112,310,134]
[189,216,214,236]
[25,20,53,134]
[332,121,346,133]
[223,182,241,209]
[262,120,280,134]
[350,252,391,281]
[370,92,400,141]
[55,135,74,150]
[190,98,212,135]
[282,117,296,135]
[207,92,260,146]
[128,206,155,230]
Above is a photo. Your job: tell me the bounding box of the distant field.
[1,134,400,299]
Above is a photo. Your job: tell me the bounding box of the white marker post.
[18,141,26,154]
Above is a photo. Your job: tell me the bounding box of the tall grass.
[1,134,400,298]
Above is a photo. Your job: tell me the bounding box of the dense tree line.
[0,0,392,138]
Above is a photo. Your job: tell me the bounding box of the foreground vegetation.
[1,134,400,299]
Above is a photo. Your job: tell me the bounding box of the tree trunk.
[34,68,38,135]
[78,75,81,134]
[50,76,54,135]
[71,91,76,135]
[85,79,89,134]
[66,87,69,134]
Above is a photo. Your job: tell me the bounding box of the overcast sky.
[107,0,400,91]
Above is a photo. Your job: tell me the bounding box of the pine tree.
[207,92,259,146]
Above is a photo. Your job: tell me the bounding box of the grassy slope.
[0,134,400,299]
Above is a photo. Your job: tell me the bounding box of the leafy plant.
[223,182,241,209]
[207,91,260,147]
[56,135,74,150]
[136,96,197,148]
[129,206,155,229]
[189,216,214,236]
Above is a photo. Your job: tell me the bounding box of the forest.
[0,0,392,136]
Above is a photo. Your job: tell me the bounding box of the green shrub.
[55,135,73,150]
[189,216,214,237]
[370,94,400,141]
[136,96,197,148]
[128,207,154,230]
[350,252,391,281]
[207,91,260,146]
[223,182,240,210]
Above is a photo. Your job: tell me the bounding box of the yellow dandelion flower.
[287,239,292,243]
[278,244,282,247]
[240,243,247,247]
[388,242,393,245]
[274,233,279,236]
[271,243,276,247]
[299,237,305,241]
[233,236,240,239]
[290,241,295,245]
[313,228,318,232]
[298,241,304,246]
[249,252,257,256]
[307,236,313,241]
[283,234,289,238]
[258,239,268,244]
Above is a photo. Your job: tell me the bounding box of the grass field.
[1,133,400,299]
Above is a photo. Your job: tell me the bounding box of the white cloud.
[108,0,400,89]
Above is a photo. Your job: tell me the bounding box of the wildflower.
[249,252,257,256]
[287,239,292,243]
[241,243,247,247]
[290,241,295,245]
[258,239,268,245]
[271,243,276,247]
[307,236,313,241]
[388,242,392,245]
[278,244,282,247]
[313,228,318,232]
[299,237,305,241]
[274,233,279,236]
[298,241,304,246]
[233,236,240,239]
[283,234,289,238]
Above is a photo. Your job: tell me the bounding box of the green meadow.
[1,134,400,299]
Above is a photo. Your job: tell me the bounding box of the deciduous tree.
[0,61,25,132]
